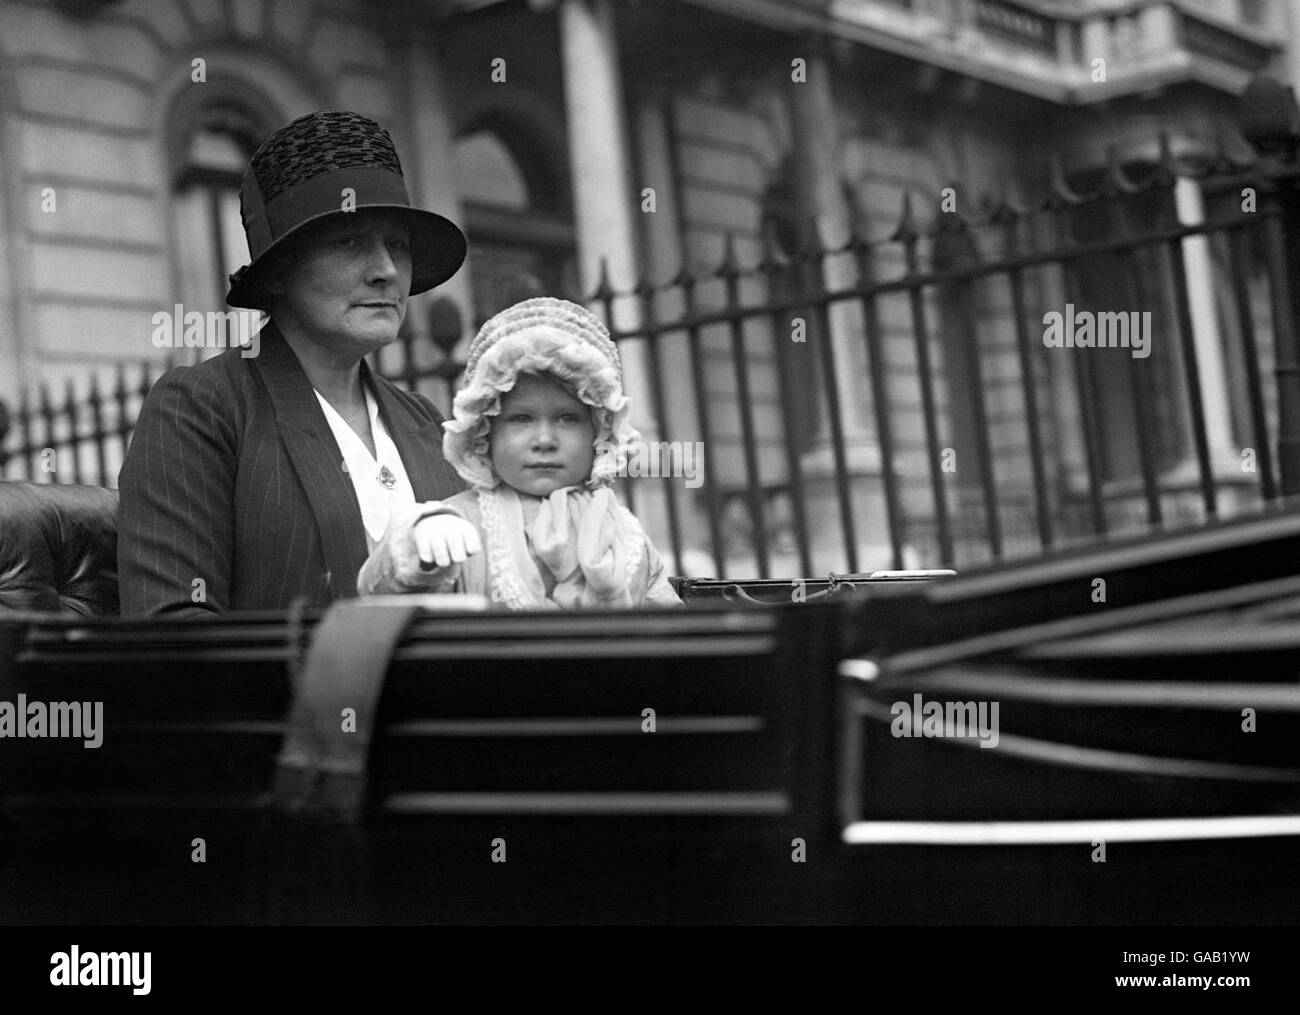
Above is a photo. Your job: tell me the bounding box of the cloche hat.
[442,297,640,490]
[226,110,466,310]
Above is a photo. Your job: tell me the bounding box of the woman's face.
[490,373,596,497]
[270,210,412,356]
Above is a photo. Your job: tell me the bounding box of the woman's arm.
[117,366,238,617]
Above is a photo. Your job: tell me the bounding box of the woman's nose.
[365,236,398,280]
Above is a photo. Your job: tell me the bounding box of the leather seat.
[0,481,120,616]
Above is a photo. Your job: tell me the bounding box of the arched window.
[453,125,577,327]
[166,89,277,352]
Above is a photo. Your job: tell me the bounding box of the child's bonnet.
[441,297,661,608]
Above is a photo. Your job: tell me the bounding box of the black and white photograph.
[0,0,1295,994]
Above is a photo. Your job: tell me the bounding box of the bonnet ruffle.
[442,297,640,490]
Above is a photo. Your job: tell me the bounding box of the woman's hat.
[442,297,640,491]
[226,110,467,310]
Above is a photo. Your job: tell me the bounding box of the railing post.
[1241,75,1300,499]
[0,398,9,480]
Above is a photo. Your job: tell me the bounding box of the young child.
[377,297,681,609]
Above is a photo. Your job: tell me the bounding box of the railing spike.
[715,231,740,278]
[889,191,917,244]
[1046,150,1087,207]
[1211,123,1252,172]
[1104,144,1141,195]
[988,185,1025,228]
[632,265,655,297]
[840,177,868,251]
[935,180,973,234]
[1150,131,1180,187]
[669,257,696,290]
[589,256,615,303]
[758,218,789,273]
[796,215,827,263]
[1157,131,1177,173]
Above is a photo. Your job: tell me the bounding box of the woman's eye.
[388,238,409,250]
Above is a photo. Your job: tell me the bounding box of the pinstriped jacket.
[116,323,465,617]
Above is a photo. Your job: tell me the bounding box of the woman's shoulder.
[134,354,248,434]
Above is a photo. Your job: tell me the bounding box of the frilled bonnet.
[442,297,640,490]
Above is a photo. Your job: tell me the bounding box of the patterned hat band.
[226,110,466,311]
[241,165,406,260]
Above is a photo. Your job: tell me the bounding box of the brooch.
[378,465,396,489]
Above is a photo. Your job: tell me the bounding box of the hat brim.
[226,205,467,311]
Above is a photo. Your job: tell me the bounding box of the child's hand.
[357,502,479,596]
[414,512,482,570]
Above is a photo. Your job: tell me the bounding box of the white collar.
[314,381,415,546]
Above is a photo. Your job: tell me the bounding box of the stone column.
[1172,175,1239,469]
[404,30,475,362]
[789,44,876,462]
[1282,0,1300,89]
[558,0,656,437]
[788,42,891,572]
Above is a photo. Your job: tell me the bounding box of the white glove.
[356,501,482,596]
[413,511,482,570]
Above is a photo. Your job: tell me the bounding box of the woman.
[118,110,481,617]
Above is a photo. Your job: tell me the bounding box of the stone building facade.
[0,0,1291,574]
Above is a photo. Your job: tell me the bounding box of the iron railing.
[7,87,1300,580]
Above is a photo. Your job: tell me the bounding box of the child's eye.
[558,413,583,424]
[508,413,532,423]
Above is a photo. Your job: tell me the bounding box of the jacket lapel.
[364,361,465,503]
[252,324,368,600]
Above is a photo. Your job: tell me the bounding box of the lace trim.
[476,486,536,610]
[620,506,646,584]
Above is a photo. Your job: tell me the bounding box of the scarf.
[477,485,644,609]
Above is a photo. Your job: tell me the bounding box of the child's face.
[489,373,596,497]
